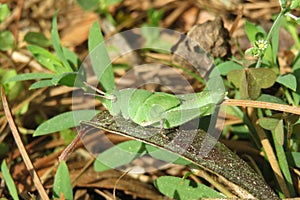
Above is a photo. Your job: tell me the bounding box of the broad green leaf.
[154,176,224,199]
[27,45,62,72]
[145,144,191,165]
[88,22,116,92]
[29,80,55,89]
[258,117,280,130]
[53,161,73,200]
[0,69,23,100]
[249,68,277,88]
[0,31,14,50]
[24,32,51,47]
[1,160,19,200]
[277,74,297,91]
[6,73,54,82]
[94,140,145,172]
[76,0,99,10]
[51,14,73,72]
[216,61,244,75]
[0,3,10,22]
[228,68,276,99]
[245,21,267,44]
[33,110,99,136]
[227,69,244,88]
[257,94,287,104]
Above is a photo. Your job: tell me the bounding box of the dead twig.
[1,86,50,200]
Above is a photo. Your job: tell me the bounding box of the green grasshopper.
[85,73,225,129]
[83,23,226,130]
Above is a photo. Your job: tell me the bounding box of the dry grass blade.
[247,108,290,197]
[1,86,50,200]
[223,99,300,115]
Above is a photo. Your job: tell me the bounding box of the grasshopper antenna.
[83,82,116,101]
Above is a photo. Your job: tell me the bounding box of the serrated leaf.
[94,140,145,172]
[1,160,19,200]
[277,73,297,91]
[27,45,62,72]
[154,176,224,199]
[6,73,54,82]
[53,161,73,200]
[24,32,51,47]
[33,110,99,136]
[0,31,14,50]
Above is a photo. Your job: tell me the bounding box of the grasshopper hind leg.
[159,118,169,139]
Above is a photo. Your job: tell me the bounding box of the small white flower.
[255,39,268,51]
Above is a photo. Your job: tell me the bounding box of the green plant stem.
[284,88,295,106]
[255,10,285,68]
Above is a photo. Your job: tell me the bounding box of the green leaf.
[287,151,300,168]
[277,73,297,91]
[33,110,99,136]
[154,176,224,199]
[258,117,280,131]
[51,13,73,72]
[27,45,62,72]
[62,47,81,70]
[6,73,54,82]
[257,94,287,104]
[1,160,19,200]
[51,72,84,87]
[88,22,116,92]
[0,3,10,22]
[76,0,99,10]
[290,0,300,9]
[94,140,145,172]
[274,119,284,146]
[216,61,244,75]
[227,68,276,99]
[270,16,281,65]
[53,161,73,200]
[0,69,23,100]
[272,120,296,196]
[24,32,51,47]
[0,31,14,50]
[249,68,277,88]
[29,80,55,89]
[145,144,191,165]
[245,21,267,44]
